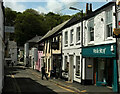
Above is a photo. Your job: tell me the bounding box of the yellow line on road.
[57,84,75,93]
[81,90,87,92]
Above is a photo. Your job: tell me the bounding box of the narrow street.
[2,65,77,94]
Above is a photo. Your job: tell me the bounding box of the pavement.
[31,67,117,93]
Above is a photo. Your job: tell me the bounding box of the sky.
[3,0,114,15]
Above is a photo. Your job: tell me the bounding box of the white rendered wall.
[84,5,116,47]
[0,2,4,93]
[9,41,17,65]
[62,22,82,83]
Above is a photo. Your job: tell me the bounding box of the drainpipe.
[81,10,84,84]
[115,2,119,93]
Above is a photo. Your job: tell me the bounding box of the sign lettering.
[93,48,106,54]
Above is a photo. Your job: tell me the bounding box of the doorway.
[96,58,113,87]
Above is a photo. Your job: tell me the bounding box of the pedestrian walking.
[41,65,48,80]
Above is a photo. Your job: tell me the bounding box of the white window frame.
[64,31,68,46]
[70,29,74,44]
[76,56,80,77]
[106,8,113,39]
[88,18,94,44]
[76,26,80,43]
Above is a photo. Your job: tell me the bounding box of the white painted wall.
[84,5,116,46]
[8,41,17,65]
[62,22,82,83]
[24,43,29,66]
[0,2,4,93]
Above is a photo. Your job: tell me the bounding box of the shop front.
[82,43,118,92]
[52,54,62,78]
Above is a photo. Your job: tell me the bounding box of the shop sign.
[93,48,106,54]
[82,43,116,58]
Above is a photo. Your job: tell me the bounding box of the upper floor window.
[76,26,80,42]
[70,29,74,44]
[106,9,112,38]
[88,19,94,41]
[65,31,68,45]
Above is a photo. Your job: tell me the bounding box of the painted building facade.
[8,41,17,65]
[82,2,118,92]
[38,20,70,77]
[62,22,82,83]
[0,0,4,93]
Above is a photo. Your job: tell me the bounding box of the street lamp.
[69,7,84,84]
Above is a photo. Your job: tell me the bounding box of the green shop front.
[82,43,118,92]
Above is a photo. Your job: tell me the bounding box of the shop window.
[106,8,112,38]
[98,59,106,82]
[88,19,94,42]
[76,56,80,76]
[76,26,80,42]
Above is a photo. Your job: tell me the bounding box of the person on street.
[41,65,48,80]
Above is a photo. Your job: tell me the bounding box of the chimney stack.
[86,3,92,16]
[86,3,89,16]
[90,3,92,12]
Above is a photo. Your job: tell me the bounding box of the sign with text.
[82,43,116,58]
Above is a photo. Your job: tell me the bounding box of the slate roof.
[38,19,71,42]
[27,35,42,43]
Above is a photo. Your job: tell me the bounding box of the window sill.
[76,41,80,45]
[105,37,114,41]
[88,41,94,45]
[70,43,74,46]
[64,44,68,47]
[75,75,80,79]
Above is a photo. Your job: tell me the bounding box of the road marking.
[56,84,75,93]
[81,90,87,92]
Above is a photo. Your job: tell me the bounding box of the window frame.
[70,29,74,45]
[106,8,113,38]
[76,26,80,43]
[76,56,80,76]
[64,31,68,46]
[88,18,94,42]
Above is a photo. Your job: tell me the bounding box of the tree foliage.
[5,8,73,46]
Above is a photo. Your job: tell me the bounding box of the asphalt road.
[2,66,77,94]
